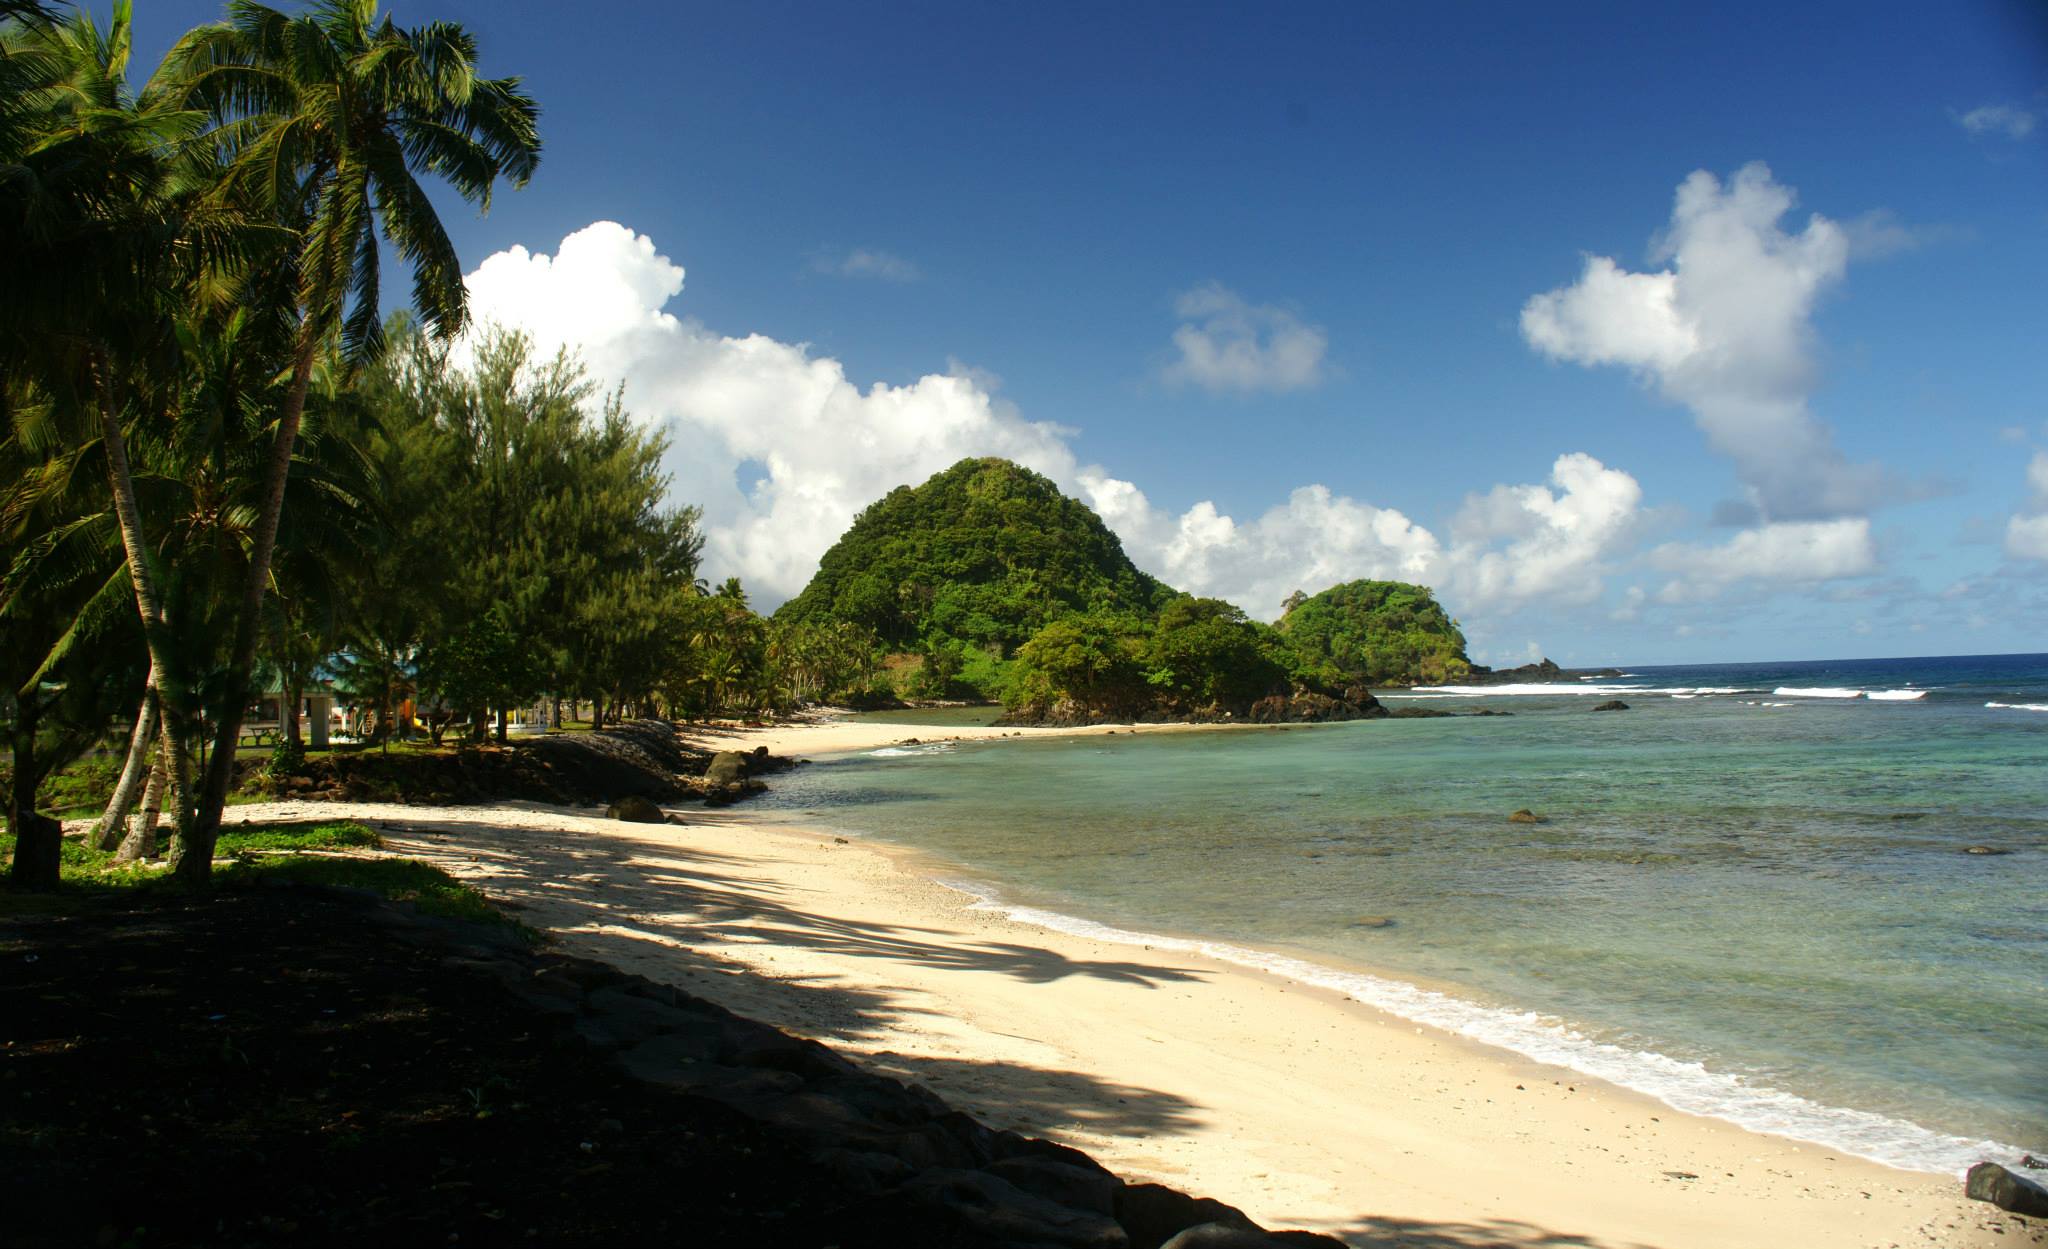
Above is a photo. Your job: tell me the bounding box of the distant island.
[777,457,1489,724]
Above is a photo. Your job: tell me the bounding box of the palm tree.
[163,0,539,877]
[0,0,225,880]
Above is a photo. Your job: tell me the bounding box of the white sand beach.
[213,716,2038,1248]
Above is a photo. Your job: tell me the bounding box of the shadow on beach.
[253,803,1679,1249]
[1335,1214,1657,1248]
[352,804,1209,1146]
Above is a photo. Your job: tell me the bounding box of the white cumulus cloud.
[1522,162,1887,521]
[1649,518,1877,600]
[2005,450,2048,563]
[1077,473,1444,620]
[461,221,1645,623]
[1162,282,1328,394]
[1445,452,1645,608]
[1953,103,2037,140]
[464,223,1074,602]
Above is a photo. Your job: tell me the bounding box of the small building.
[246,683,338,748]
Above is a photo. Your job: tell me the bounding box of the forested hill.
[774,458,1175,652]
[1277,580,1472,686]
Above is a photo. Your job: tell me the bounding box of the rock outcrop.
[1966,1162,2048,1216]
[605,795,666,823]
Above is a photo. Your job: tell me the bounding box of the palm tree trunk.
[284,674,303,748]
[89,663,159,852]
[160,715,201,875]
[183,331,319,879]
[116,737,167,863]
[92,358,194,870]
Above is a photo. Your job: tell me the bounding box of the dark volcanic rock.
[1592,699,1630,712]
[1116,1184,1259,1249]
[1163,1224,1350,1249]
[1246,691,1385,723]
[1450,658,1563,685]
[1966,1161,2048,1216]
[705,750,750,785]
[1002,688,1388,728]
[605,795,666,823]
[281,719,702,808]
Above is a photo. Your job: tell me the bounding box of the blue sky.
[128,1,2048,665]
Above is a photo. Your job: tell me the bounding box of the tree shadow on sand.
[1333,1215,1659,1249]
[322,804,1211,1144]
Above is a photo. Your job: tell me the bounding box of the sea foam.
[1415,683,1756,698]
[1866,689,1927,701]
[941,881,2034,1178]
[1773,687,1865,699]
[1986,701,2048,713]
[866,743,956,758]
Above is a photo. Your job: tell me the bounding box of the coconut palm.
[0,0,223,883]
[162,0,539,876]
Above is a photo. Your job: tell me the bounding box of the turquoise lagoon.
[762,654,2048,1174]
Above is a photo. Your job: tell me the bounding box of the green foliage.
[0,817,523,937]
[214,821,381,855]
[1276,579,1470,685]
[777,458,1173,657]
[1008,613,1150,712]
[416,604,546,738]
[1145,597,1290,707]
[782,461,1472,718]
[262,734,304,786]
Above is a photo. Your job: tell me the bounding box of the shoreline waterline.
[205,793,2033,1247]
[726,685,2047,1179]
[924,871,2028,1179]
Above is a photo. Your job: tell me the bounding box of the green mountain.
[1275,579,1471,685]
[774,457,1174,653]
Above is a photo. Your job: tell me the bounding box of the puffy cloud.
[464,223,1075,603]
[1953,103,2037,140]
[815,247,921,282]
[1162,282,1328,394]
[2005,451,2048,563]
[1078,472,1443,620]
[1522,163,1886,520]
[1080,452,1644,621]
[461,221,1643,621]
[1649,518,1877,599]
[1445,452,1644,608]
[2007,515,2048,562]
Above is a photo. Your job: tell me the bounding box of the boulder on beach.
[1592,700,1630,712]
[704,751,750,785]
[1508,809,1546,824]
[604,795,665,823]
[1966,1162,2048,1216]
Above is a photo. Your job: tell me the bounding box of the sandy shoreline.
[212,715,2034,1248]
[671,705,1257,759]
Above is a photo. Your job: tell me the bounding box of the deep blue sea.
[758,653,2048,1175]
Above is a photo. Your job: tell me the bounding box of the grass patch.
[2,821,531,941]
[215,821,382,855]
[33,753,121,819]
[216,855,529,936]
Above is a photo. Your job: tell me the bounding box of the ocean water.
[764,653,2048,1175]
